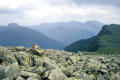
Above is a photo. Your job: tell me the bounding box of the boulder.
[69,55,80,63]
[31,66,46,75]
[19,71,41,80]
[0,63,19,80]
[48,68,68,80]
[32,44,40,49]
[14,51,34,66]
[43,58,57,69]
[33,55,44,66]
[16,76,25,80]
[15,46,25,51]
[30,49,44,56]
[43,68,68,80]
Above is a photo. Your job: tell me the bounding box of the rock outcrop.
[0,45,120,80]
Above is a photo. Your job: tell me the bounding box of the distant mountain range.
[0,23,64,49]
[30,21,104,45]
[64,24,120,53]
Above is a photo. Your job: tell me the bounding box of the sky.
[0,0,120,26]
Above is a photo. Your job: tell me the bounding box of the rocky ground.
[0,45,120,80]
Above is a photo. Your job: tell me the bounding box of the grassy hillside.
[64,24,120,54]
[64,37,95,52]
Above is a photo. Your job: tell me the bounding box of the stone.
[0,63,19,80]
[33,55,44,66]
[69,55,80,63]
[48,68,68,80]
[43,58,57,69]
[31,66,46,75]
[15,46,25,51]
[32,44,40,49]
[16,76,25,80]
[27,76,42,80]
[0,46,120,80]
[68,77,77,80]
[42,68,68,80]
[14,51,34,66]
[30,48,44,56]
[19,71,41,79]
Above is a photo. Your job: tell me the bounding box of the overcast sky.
[0,0,120,26]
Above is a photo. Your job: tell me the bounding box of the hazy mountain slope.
[64,37,95,52]
[0,23,65,49]
[64,24,120,53]
[30,21,104,45]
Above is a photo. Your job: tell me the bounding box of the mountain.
[64,24,120,53]
[30,21,104,45]
[0,23,65,49]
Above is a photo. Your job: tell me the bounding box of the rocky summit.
[0,45,120,80]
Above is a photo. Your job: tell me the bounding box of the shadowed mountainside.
[0,23,65,49]
[64,24,120,53]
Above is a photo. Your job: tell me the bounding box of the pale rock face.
[48,68,68,80]
[16,76,25,80]
[19,71,42,80]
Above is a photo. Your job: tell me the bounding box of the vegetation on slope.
[64,24,120,54]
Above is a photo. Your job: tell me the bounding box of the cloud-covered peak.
[71,0,120,7]
[8,23,20,27]
[0,0,120,25]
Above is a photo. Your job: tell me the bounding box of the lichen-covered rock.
[110,73,120,80]
[19,71,41,80]
[68,77,78,80]
[43,68,68,80]
[43,58,57,69]
[0,63,19,80]
[30,44,44,56]
[0,46,119,80]
[14,51,34,66]
[62,65,77,77]
[30,48,44,56]
[33,55,44,66]
[27,76,42,80]
[16,76,25,80]
[15,46,25,51]
[69,54,80,63]
[30,66,46,75]
[32,44,40,49]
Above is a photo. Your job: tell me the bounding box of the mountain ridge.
[30,21,104,45]
[0,24,65,49]
[64,24,120,53]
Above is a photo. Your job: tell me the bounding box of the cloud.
[70,0,120,7]
[0,0,120,25]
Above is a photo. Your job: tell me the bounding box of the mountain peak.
[8,23,20,27]
[64,24,120,53]
[85,20,103,24]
